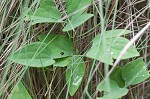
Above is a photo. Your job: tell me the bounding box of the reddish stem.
[106,0,117,19]
[85,58,90,68]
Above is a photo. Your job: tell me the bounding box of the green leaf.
[97,79,128,99]
[101,29,131,38]
[40,0,61,19]
[8,82,32,99]
[122,58,150,86]
[63,14,93,31]
[54,57,71,67]
[38,34,74,58]
[66,0,92,19]
[10,42,55,67]
[64,0,93,31]
[66,56,85,96]
[25,11,62,25]
[86,30,139,65]
[110,67,125,87]
[108,37,139,59]
[86,43,114,65]
[25,0,61,24]
[66,0,81,15]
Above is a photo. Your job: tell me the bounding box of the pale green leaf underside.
[122,58,150,86]
[66,56,85,96]
[8,82,32,99]
[86,44,114,65]
[10,42,55,67]
[107,37,139,59]
[86,30,139,65]
[63,14,93,31]
[97,79,128,99]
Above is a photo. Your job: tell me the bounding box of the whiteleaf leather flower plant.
[9,0,149,99]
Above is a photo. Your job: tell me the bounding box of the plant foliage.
[8,82,32,99]
[86,29,139,65]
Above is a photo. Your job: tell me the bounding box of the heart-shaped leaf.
[25,0,61,24]
[122,58,150,86]
[40,0,61,19]
[66,0,92,19]
[38,34,74,59]
[86,30,139,65]
[63,14,93,31]
[97,79,128,99]
[86,42,114,65]
[10,42,55,67]
[106,37,139,59]
[66,56,85,96]
[8,82,32,99]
